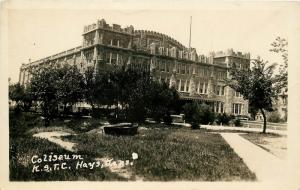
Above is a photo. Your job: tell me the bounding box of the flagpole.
[189,16,192,48]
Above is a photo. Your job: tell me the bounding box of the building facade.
[19,18,250,116]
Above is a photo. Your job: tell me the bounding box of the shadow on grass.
[64,126,256,181]
[9,112,256,181]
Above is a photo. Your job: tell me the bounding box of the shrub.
[91,108,109,119]
[234,119,243,127]
[126,105,147,123]
[163,112,173,125]
[190,122,200,130]
[282,114,287,122]
[267,111,282,123]
[9,111,43,138]
[216,113,232,126]
[183,102,202,124]
[66,118,101,133]
[183,102,215,125]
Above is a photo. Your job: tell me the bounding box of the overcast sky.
[7,4,290,83]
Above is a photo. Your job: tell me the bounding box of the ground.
[240,133,287,160]
[9,112,257,181]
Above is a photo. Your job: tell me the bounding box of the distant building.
[19,18,250,116]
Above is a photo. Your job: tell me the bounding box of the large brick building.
[19,18,250,116]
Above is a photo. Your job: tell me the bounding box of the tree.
[29,65,60,126]
[125,70,152,123]
[9,83,25,107]
[83,66,97,110]
[227,57,281,133]
[270,37,288,89]
[9,83,33,112]
[56,64,85,113]
[97,67,179,123]
[145,81,179,123]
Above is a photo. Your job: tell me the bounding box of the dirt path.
[33,131,76,152]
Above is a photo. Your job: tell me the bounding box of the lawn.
[9,112,256,181]
[240,132,287,159]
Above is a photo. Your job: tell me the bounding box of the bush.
[91,108,110,119]
[190,122,200,130]
[267,111,282,123]
[183,102,215,125]
[216,113,232,126]
[9,111,43,138]
[126,105,147,123]
[66,118,101,133]
[234,119,243,127]
[282,114,287,122]
[163,112,173,125]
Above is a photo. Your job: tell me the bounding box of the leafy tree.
[125,70,152,123]
[83,66,111,117]
[227,57,281,133]
[145,81,179,122]
[29,65,60,126]
[248,104,259,120]
[98,67,179,123]
[56,64,85,113]
[83,66,97,110]
[270,37,288,89]
[9,83,33,112]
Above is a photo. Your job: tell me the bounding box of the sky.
[7,5,290,83]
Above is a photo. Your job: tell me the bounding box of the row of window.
[214,102,224,113]
[150,45,197,61]
[174,79,209,94]
[232,103,243,114]
[110,39,121,47]
[159,77,229,96]
[156,62,226,79]
[84,31,132,48]
[83,32,95,46]
[234,91,242,97]
[214,85,225,96]
[215,102,244,114]
[215,70,227,80]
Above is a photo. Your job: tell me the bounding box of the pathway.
[172,122,286,135]
[32,130,141,180]
[33,131,76,152]
[202,125,287,135]
[220,133,287,181]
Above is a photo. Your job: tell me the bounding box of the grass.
[64,127,256,181]
[10,136,125,181]
[240,132,285,148]
[9,111,256,181]
[240,132,287,158]
[9,111,124,181]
